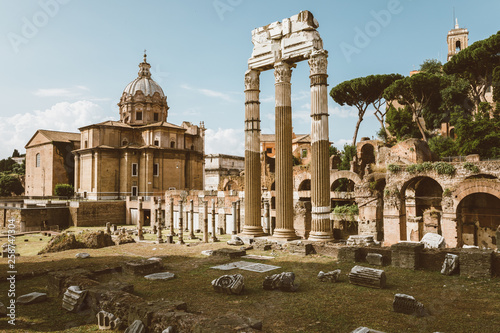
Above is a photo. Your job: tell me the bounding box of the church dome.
[122,53,165,97]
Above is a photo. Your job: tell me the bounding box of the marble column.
[264,200,270,234]
[241,69,266,237]
[211,199,218,242]
[157,199,163,243]
[138,197,144,240]
[189,199,196,239]
[169,197,175,237]
[232,201,237,235]
[308,50,333,241]
[177,200,184,244]
[74,153,80,194]
[203,200,209,243]
[236,200,241,233]
[273,61,298,240]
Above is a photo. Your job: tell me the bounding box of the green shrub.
[433,162,456,175]
[54,184,74,197]
[387,164,401,173]
[333,204,359,221]
[463,162,479,173]
[406,164,418,174]
[443,188,452,196]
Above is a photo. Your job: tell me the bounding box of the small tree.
[54,184,74,198]
[0,175,24,196]
[12,149,20,158]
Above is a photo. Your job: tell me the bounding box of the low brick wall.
[69,201,126,227]
[0,207,69,233]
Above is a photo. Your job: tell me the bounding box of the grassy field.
[0,229,499,332]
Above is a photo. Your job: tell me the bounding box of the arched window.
[455,40,461,53]
[36,153,40,167]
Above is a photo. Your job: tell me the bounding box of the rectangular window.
[131,186,138,197]
[132,163,138,176]
[302,149,307,158]
[36,153,40,167]
[266,148,272,154]
[153,163,159,176]
[136,112,142,120]
[154,113,159,121]
[154,139,159,146]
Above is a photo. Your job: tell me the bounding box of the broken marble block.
[317,269,341,282]
[263,272,298,292]
[348,266,386,289]
[212,274,245,295]
[392,293,428,317]
[17,292,47,305]
[62,286,87,312]
[75,252,90,259]
[366,253,384,266]
[227,235,244,246]
[96,310,122,330]
[144,272,175,281]
[420,232,445,249]
[441,253,459,275]
[124,319,145,333]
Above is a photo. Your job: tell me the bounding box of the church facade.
[72,54,205,199]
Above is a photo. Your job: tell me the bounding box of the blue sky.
[0,0,499,159]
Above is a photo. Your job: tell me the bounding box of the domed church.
[73,53,205,199]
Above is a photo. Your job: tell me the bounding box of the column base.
[308,231,334,242]
[272,228,300,241]
[240,225,267,238]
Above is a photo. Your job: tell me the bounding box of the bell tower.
[447,18,468,61]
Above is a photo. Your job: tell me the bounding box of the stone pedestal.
[391,242,424,270]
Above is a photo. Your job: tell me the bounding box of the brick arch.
[454,180,500,204]
[330,170,362,186]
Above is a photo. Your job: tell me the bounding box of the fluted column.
[169,197,174,237]
[74,153,80,193]
[273,61,298,240]
[308,50,333,241]
[242,69,265,237]
[177,200,184,244]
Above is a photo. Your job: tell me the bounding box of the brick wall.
[69,201,126,227]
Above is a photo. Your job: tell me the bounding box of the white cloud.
[329,105,358,118]
[205,128,244,156]
[33,86,90,98]
[0,100,110,158]
[333,138,351,149]
[181,84,234,102]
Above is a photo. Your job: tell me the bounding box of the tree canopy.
[443,31,500,112]
[330,74,403,146]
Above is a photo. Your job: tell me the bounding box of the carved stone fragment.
[62,285,87,312]
[440,253,459,275]
[392,293,428,317]
[212,274,245,295]
[263,272,298,291]
[317,269,341,282]
[348,266,386,289]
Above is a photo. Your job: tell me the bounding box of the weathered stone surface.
[124,319,145,333]
[114,233,136,245]
[366,253,384,266]
[38,233,81,254]
[351,327,386,333]
[253,239,273,251]
[227,235,244,246]
[201,250,214,256]
[263,272,298,292]
[317,269,341,282]
[80,231,114,248]
[47,268,96,297]
[144,272,175,281]
[123,258,162,276]
[212,274,245,295]
[212,248,246,259]
[96,310,122,330]
[391,241,424,270]
[420,233,445,249]
[392,293,428,317]
[287,241,315,255]
[348,266,386,289]
[460,249,493,278]
[62,285,87,312]
[338,246,360,262]
[75,252,90,259]
[346,235,376,247]
[440,253,459,275]
[17,292,47,305]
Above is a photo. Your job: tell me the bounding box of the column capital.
[274,62,293,84]
[244,69,260,91]
[309,49,328,76]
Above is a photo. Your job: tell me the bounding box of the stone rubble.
[124,319,146,333]
[62,285,87,312]
[317,269,341,282]
[348,266,386,289]
[366,253,384,266]
[96,310,122,330]
[263,272,298,292]
[420,233,446,249]
[17,292,48,305]
[346,235,376,247]
[211,274,245,295]
[392,293,428,317]
[144,272,176,281]
[440,253,459,275]
[75,252,90,259]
